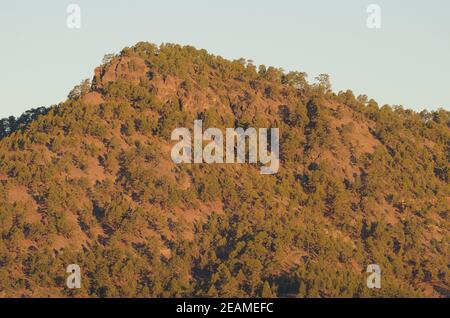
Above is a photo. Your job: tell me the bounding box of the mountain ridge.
[0,42,448,298]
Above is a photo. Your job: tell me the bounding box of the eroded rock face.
[81,91,104,106]
[94,56,149,87]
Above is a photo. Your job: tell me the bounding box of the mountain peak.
[0,42,448,298]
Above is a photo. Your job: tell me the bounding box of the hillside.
[0,42,448,298]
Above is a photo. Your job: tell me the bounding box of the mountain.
[0,42,448,298]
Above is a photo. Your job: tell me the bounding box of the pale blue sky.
[0,0,449,118]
